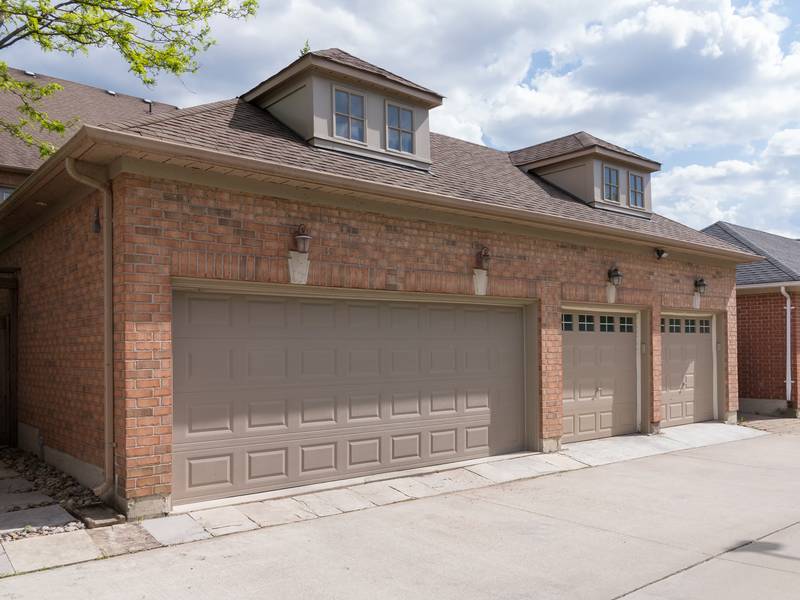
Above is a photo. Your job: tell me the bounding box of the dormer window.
[629,173,644,209]
[387,104,413,153]
[603,166,619,202]
[334,89,365,143]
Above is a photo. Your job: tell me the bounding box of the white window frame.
[332,86,367,145]
[668,318,681,333]
[561,313,574,332]
[578,314,595,332]
[628,171,645,209]
[599,315,615,332]
[385,101,415,154]
[603,165,620,203]
[619,316,634,333]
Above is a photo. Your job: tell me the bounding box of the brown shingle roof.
[310,48,442,98]
[510,131,658,167]
[0,67,176,172]
[100,99,742,255]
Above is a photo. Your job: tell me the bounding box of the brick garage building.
[705,222,800,416]
[0,50,755,517]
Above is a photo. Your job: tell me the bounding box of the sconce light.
[477,246,490,270]
[607,267,623,287]
[92,208,101,234]
[294,224,312,253]
[694,277,707,295]
[655,248,669,260]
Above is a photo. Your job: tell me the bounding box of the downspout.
[64,158,115,501]
[780,286,793,408]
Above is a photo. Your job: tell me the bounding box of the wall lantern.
[477,246,491,270]
[607,267,623,287]
[655,248,669,260]
[694,277,707,295]
[294,224,312,253]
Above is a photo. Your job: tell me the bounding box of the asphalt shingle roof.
[703,222,800,285]
[100,98,743,255]
[510,131,658,167]
[0,67,176,172]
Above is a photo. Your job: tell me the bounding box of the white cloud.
[655,128,800,237]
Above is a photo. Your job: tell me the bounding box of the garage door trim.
[660,311,719,420]
[172,277,532,307]
[562,304,643,434]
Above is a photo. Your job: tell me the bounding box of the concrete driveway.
[2,428,799,599]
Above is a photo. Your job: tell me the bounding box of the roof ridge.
[717,222,800,280]
[101,98,238,131]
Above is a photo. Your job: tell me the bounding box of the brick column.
[539,280,562,451]
[650,303,662,433]
[113,178,174,518]
[724,290,739,422]
[792,292,799,416]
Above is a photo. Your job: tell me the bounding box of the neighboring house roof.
[98,98,744,255]
[703,221,800,285]
[509,131,659,167]
[0,67,177,173]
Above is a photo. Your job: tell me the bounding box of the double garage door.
[173,293,525,504]
[562,311,716,443]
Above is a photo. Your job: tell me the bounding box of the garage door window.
[619,316,634,332]
[578,315,595,332]
[668,318,681,333]
[699,319,711,334]
[561,314,574,331]
[684,319,696,333]
[600,315,615,332]
[660,318,665,333]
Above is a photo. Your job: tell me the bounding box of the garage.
[660,316,715,427]
[561,311,638,443]
[172,292,526,504]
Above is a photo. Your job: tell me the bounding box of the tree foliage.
[0,0,258,156]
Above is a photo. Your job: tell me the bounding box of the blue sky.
[3,0,800,237]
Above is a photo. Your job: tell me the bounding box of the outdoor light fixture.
[655,248,669,260]
[294,224,312,253]
[92,208,101,234]
[608,267,623,287]
[694,277,707,295]
[477,246,490,270]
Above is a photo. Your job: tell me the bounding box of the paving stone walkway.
[0,422,768,577]
[0,468,77,541]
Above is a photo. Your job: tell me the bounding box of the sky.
[3,0,800,238]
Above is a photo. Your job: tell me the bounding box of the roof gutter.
[77,126,757,264]
[737,281,800,290]
[64,157,115,503]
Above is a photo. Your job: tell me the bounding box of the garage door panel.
[173,294,525,503]
[561,312,638,443]
[661,318,714,428]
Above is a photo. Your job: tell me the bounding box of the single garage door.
[172,293,525,504]
[562,311,638,443]
[661,316,714,427]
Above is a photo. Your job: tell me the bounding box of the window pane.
[335,90,349,114]
[660,318,665,333]
[388,128,400,150]
[350,94,364,118]
[685,319,696,333]
[351,118,364,142]
[561,314,573,332]
[400,108,413,131]
[669,318,681,333]
[335,114,349,138]
[401,132,413,153]
[388,105,399,128]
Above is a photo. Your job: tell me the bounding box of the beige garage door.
[661,317,714,427]
[562,311,638,443]
[172,293,525,504]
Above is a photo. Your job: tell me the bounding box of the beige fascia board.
[172,277,533,306]
[521,146,660,173]
[0,164,35,176]
[736,282,800,294]
[243,56,442,108]
[6,124,757,265]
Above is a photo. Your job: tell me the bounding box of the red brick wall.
[111,173,738,505]
[0,194,105,467]
[736,292,793,402]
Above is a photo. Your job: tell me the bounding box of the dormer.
[510,132,661,217]
[242,49,443,170]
